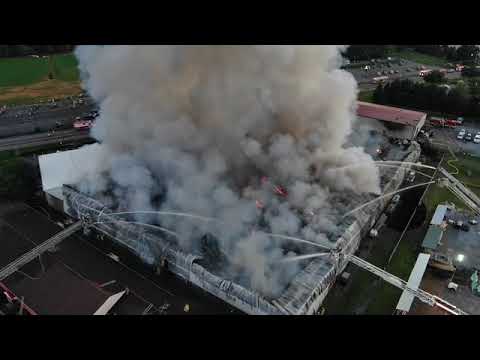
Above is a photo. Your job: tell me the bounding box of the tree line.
[405,45,479,64]
[373,78,480,118]
[344,45,479,64]
[0,45,75,58]
[0,156,37,200]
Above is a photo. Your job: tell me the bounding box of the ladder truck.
[0,221,83,281]
[346,253,468,315]
[321,164,480,316]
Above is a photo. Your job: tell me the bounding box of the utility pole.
[48,55,55,80]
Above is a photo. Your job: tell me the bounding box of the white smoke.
[74,45,380,297]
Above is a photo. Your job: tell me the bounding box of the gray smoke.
[74,45,380,297]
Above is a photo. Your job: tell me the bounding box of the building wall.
[62,186,283,315]
[45,191,64,213]
[358,116,422,140]
[414,115,427,139]
[296,141,421,315]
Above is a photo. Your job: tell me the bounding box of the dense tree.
[462,66,480,78]
[423,70,445,84]
[455,45,480,63]
[396,45,459,61]
[0,158,36,200]
[468,78,480,97]
[342,45,480,66]
[0,45,74,58]
[344,45,387,61]
[372,78,480,119]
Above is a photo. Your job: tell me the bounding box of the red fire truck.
[73,119,93,130]
[73,111,98,130]
[430,117,462,128]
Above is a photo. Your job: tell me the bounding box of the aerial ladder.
[0,221,82,281]
[438,167,480,215]
[346,253,468,315]
[322,163,479,316]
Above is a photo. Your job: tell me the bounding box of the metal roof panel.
[396,253,431,312]
[431,205,448,225]
[357,101,426,127]
[422,225,443,250]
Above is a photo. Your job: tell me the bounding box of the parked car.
[407,171,416,183]
[386,203,397,214]
[465,133,473,141]
[392,195,401,204]
[457,133,465,140]
[474,134,480,144]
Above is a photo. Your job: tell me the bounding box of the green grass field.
[52,54,80,82]
[0,57,50,87]
[423,153,480,220]
[0,53,81,105]
[365,229,422,314]
[0,53,79,87]
[391,50,448,67]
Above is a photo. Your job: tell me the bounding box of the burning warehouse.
[41,46,421,314]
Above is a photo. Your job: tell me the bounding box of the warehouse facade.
[357,101,427,140]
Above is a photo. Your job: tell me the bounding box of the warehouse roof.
[357,102,426,127]
[422,225,444,250]
[431,205,449,226]
[6,261,110,315]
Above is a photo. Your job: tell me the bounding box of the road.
[0,129,93,152]
[0,97,96,139]
[348,57,463,92]
[357,72,462,92]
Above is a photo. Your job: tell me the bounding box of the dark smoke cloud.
[74,45,380,297]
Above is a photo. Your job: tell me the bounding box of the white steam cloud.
[74,45,380,297]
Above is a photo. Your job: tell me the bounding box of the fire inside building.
[38,102,424,315]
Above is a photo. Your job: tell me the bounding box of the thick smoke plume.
[74,45,380,297]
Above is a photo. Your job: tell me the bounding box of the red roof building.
[357,101,427,139]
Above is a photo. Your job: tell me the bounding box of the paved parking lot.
[432,124,480,157]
